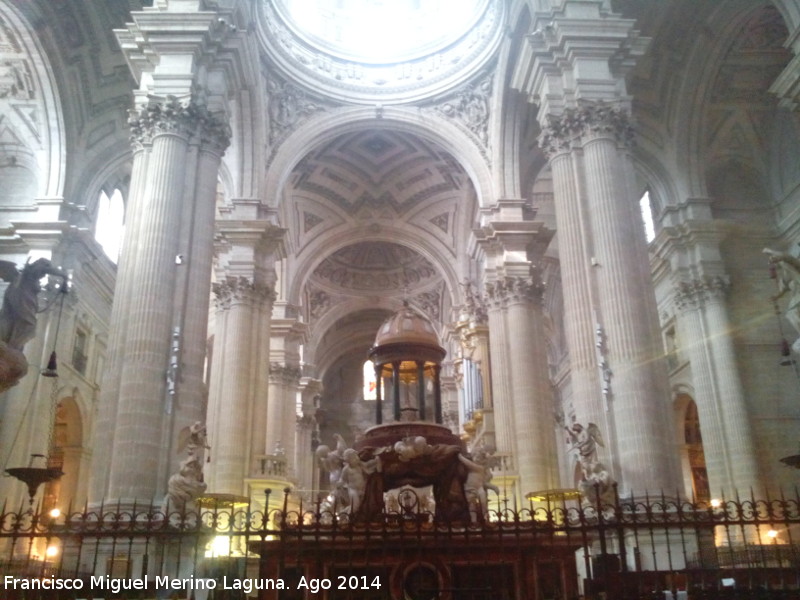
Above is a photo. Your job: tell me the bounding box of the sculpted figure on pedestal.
[765,246,800,351]
[459,449,500,522]
[179,421,211,462]
[162,457,207,518]
[163,422,211,519]
[316,433,349,514]
[564,422,603,475]
[564,421,617,513]
[339,448,381,517]
[577,461,617,512]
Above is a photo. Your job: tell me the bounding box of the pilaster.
[475,203,557,497]
[657,221,762,496]
[266,315,308,485]
[205,218,283,495]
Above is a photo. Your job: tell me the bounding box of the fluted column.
[673,277,759,495]
[266,362,302,472]
[673,282,730,495]
[703,290,759,492]
[486,276,557,494]
[89,143,150,502]
[484,291,516,462]
[104,99,231,502]
[549,150,604,428]
[174,130,231,467]
[540,104,677,494]
[206,278,275,494]
[296,378,322,491]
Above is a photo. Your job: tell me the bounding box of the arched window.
[684,400,710,502]
[95,189,125,263]
[363,359,378,400]
[639,189,656,243]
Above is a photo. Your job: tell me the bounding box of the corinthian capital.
[673,275,730,312]
[538,101,635,158]
[485,276,544,309]
[212,276,276,310]
[269,362,303,385]
[128,96,231,152]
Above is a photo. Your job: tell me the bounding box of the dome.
[275,0,489,65]
[372,303,443,352]
[257,0,505,103]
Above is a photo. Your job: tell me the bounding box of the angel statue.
[0,258,65,392]
[765,246,800,351]
[162,422,210,521]
[178,421,211,462]
[564,422,604,474]
[0,258,65,351]
[565,422,617,512]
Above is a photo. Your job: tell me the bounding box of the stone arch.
[287,225,463,312]
[771,0,800,33]
[311,303,397,379]
[673,391,710,502]
[263,106,496,212]
[671,0,789,203]
[42,393,85,511]
[0,1,65,199]
[81,153,132,226]
[632,148,682,226]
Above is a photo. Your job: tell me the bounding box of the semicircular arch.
[671,0,784,201]
[0,1,65,199]
[288,225,462,310]
[264,106,495,212]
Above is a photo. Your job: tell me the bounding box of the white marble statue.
[178,421,211,462]
[577,461,617,514]
[393,435,431,462]
[459,449,500,522]
[765,246,800,351]
[564,422,603,476]
[162,456,207,517]
[339,448,380,516]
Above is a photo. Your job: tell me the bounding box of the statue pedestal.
[351,422,470,522]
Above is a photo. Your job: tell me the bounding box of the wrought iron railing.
[0,489,798,599]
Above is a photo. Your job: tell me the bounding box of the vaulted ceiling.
[289,129,468,216]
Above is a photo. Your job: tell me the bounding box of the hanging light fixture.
[41,273,69,378]
[4,269,69,507]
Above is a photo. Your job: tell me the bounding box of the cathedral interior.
[1,0,800,597]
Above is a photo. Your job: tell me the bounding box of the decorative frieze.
[128,96,232,152]
[538,101,635,158]
[413,286,443,320]
[673,275,730,312]
[435,75,492,148]
[484,276,544,309]
[266,77,325,145]
[212,276,276,310]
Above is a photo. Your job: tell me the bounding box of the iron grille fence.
[0,488,798,599]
